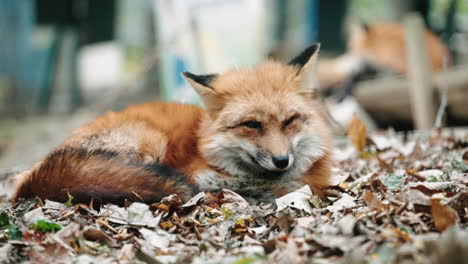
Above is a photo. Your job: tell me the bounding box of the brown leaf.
[347,114,368,152]
[363,191,388,212]
[408,182,455,195]
[430,198,460,232]
[82,227,117,246]
[382,226,412,242]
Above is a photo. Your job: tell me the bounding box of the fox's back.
[62,102,204,164]
[350,22,450,74]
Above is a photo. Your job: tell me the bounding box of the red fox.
[318,21,451,100]
[12,44,333,207]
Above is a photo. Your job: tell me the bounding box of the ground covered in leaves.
[0,126,467,263]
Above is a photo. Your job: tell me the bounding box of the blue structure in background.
[0,0,56,114]
[305,0,320,45]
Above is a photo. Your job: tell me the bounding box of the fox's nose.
[272,155,289,169]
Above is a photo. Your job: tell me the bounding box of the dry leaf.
[363,191,388,212]
[347,114,368,152]
[430,197,460,232]
[275,185,314,213]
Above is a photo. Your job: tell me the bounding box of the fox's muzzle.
[272,155,289,169]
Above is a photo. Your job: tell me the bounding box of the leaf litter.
[0,121,466,263]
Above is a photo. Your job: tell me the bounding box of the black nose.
[272,155,289,169]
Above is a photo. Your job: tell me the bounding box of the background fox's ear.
[347,17,369,38]
[182,72,223,113]
[288,43,320,78]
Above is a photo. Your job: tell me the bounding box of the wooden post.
[405,13,436,130]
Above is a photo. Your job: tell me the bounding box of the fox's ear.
[288,43,320,78]
[182,72,222,113]
[348,18,369,38]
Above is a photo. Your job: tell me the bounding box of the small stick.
[434,56,449,128]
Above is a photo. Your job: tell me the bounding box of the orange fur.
[13,44,333,206]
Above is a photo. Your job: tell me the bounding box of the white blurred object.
[78,42,124,93]
[153,0,268,103]
[327,97,377,132]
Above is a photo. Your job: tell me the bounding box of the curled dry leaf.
[430,197,460,232]
[347,114,368,152]
[363,191,388,212]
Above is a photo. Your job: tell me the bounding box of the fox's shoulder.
[56,102,206,163]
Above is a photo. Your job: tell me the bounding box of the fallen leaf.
[451,160,468,172]
[181,192,205,208]
[275,185,314,214]
[348,114,368,152]
[418,169,444,179]
[398,189,431,207]
[327,193,357,212]
[336,214,357,236]
[383,173,404,191]
[127,203,160,228]
[219,189,251,214]
[23,208,46,225]
[408,182,455,195]
[139,228,172,249]
[430,197,460,232]
[363,191,388,212]
[82,226,116,246]
[30,220,61,233]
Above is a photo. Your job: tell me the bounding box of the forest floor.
[0,118,466,264]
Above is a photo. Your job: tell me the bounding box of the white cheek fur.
[202,128,326,180]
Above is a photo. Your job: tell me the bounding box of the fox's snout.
[272,155,289,169]
[254,150,293,172]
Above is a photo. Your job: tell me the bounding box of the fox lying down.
[13,44,333,206]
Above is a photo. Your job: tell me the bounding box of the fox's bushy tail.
[13,147,197,207]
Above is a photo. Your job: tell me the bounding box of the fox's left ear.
[182,72,222,114]
[288,43,320,78]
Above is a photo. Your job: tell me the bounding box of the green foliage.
[369,243,395,264]
[0,212,22,240]
[64,192,74,207]
[31,220,62,233]
[451,160,468,173]
[232,254,267,264]
[222,207,232,220]
[0,212,9,226]
[383,174,404,191]
[427,175,440,182]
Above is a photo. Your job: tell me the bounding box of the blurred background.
[0,0,467,170]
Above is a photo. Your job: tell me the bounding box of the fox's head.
[183,44,331,180]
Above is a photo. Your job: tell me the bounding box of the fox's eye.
[284,115,299,128]
[240,121,262,130]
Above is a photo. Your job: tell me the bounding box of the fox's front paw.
[194,169,227,192]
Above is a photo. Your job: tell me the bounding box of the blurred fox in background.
[318,20,452,101]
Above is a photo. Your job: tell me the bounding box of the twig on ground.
[434,56,449,129]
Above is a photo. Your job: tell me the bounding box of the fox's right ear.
[288,43,320,78]
[182,72,222,113]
